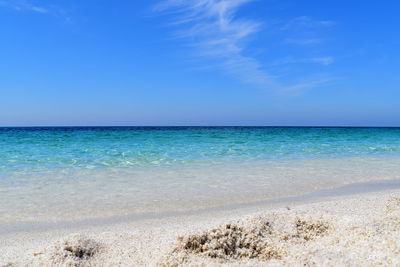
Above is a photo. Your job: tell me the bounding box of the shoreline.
[2,180,400,266]
[2,178,400,235]
[2,178,400,234]
[3,155,400,226]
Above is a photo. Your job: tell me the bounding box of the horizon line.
[1,125,400,128]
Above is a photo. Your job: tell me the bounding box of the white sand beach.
[1,183,400,266]
[2,0,399,264]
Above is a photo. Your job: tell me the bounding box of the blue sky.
[0,0,399,126]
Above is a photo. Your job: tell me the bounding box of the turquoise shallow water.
[1,127,400,172]
[1,127,400,223]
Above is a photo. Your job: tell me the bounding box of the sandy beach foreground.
[1,185,400,266]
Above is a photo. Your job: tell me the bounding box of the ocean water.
[1,127,400,224]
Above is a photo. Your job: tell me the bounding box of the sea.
[1,127,400,224]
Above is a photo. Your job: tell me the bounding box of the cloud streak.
[155,2,336,93]
[0,0,48,13]
[311,57,334,66]
[0,0,71,22]
[281,16,335,31]
[155,0,279,89]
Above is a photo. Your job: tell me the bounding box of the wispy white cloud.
[281,16,335,31]
[155,2,336,93]
[311,57,334,65]
[0,0,71,22]
[0,0,48,13]
[282,75,336,96]
[271,56,335,66]
[284,38,322,46]
[29,6,47,13]
[282,16,334,48]
[155,0,279,89]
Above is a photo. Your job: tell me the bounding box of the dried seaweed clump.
[49,234,101,267]
[295,219,330,241]
[172,221,283,262]
[164,213,333,266]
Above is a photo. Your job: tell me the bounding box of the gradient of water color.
[1,127,400,223]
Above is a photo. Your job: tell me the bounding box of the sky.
[0,0,399,126]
